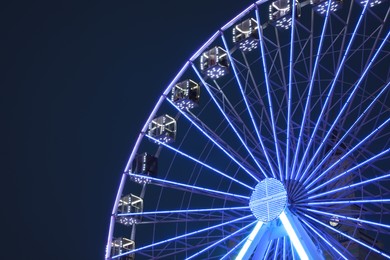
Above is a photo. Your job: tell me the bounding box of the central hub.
[249,178,287,222]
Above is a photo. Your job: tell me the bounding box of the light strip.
[300,29,390,184]
[236,221,264,260]
[304,213,390,258]
[146,134,254,190]
[186,220,257,259]
[221,33,270,179]
[306,198,390,205]
[291,0,332,180]
[307,146,390,193]
[220,234,250,260]
[118,206,250,217]
[295,0,370,179]
[303,81,390,185]
[255,7,283,179]
[305,208,390,229]
[191,64,261,183]
[300,218,348,259]
[286,0,297,181]
[112,215,252,258]
[279,211,309,260]
[308,173,390,199]
[127,173,250,200]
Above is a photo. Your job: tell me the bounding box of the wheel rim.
[106,0,390,259]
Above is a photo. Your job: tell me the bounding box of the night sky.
[3,1,256,259]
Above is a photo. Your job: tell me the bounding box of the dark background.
[2,1,254,259]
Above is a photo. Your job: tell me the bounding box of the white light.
[235,221,263,260]
[279,211,309,260]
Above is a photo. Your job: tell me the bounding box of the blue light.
[295,1,370,180]
[255,8,283,179]
[146,134,254,190]
[304,80,390,185]
[279,211,309,260]
[236,221,264,260]
[249,178,287,222]
[186,220,257,260]
[304,214,390,258]
[300,219,348,259]
[306,198,390,205]
[112,215,253,258]
[305,208,390,229]
[167,97,260,185]
[308,173,390,199]
[118,206,250,217]
[286,0,296,181]
[221,234,250,260]
[300,30,390,184]
[221,33,271,179]
[291,0,332,180]
[192,65,263,183]
[128,172,250,200]
[306,139,390,193]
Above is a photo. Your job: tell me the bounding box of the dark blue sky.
[3,1,255,259]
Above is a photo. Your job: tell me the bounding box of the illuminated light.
[294,0,370,180]
[221,33,269,179]
[220,234,250,260]
[329,216,340,227]
[305,208,390,229]
[167,96,259,183]
[187,220,257,260]
[233,18,259,52]
[304,213,390,258]
[118,206,250,217]
[235,221,264,260]
[290,0,332,180]
[112,215,252,259]
[358,0,386,7]
[255,8,282,179]
[279,211,309,260]
[200,46,229,79]
[146,134,255,190]
[276,16,292,30]
[148,114,176,144]
[300,219,348,259]
[249,178,287,222]
[306,198,390,205]
[308,173,390,199]
[128,172,251,200]
[313,0,342,15]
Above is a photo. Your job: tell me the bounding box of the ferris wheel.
[106,0,390,259]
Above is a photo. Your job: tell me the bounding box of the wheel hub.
[249,178,287,222]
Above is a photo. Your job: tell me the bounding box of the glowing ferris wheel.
[106,0,390,259]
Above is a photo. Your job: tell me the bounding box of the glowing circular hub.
[249,178,287,222]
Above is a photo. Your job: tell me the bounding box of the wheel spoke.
[291,0,332,180]
[192,64,262,182]
[221,33,272,178]
[308,173,390,200]
[185,220,257,260]
[295,2,370,179]
[300,218,348,259]
[111,215,253,259]
[146,134,254,190]
[299,30,390,182]
[305,125,390,191]
[303,81,390,185]
[127,173,249,201]
[303,213,390,259]
[304,208,390,229]
[167,98,259,184]
[255,7,283,179]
